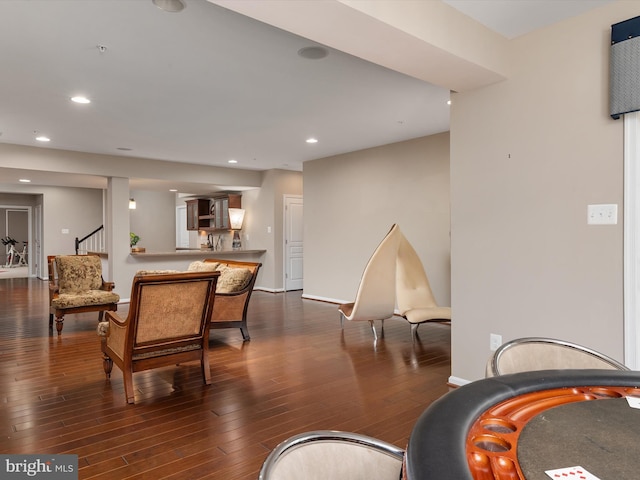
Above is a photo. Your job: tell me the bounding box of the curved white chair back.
[395,230,451,342]
[487,337,629,377]
[259,430,404,480]
[396,232,439,314]
[342,224,401,322]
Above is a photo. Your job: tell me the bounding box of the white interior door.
[35,205,42,277]
[284,195,303,291]
[176,206,189,248]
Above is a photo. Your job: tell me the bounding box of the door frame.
[283,194,303,291]
[2,205,33,277]
[624,111,640,369]
[175,205,189,248]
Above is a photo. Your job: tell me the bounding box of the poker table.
[405,369,640,480]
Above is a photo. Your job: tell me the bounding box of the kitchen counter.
[129,249,266,257]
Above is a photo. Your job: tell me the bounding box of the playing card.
[626,395,640,409]
[545,466,600,479]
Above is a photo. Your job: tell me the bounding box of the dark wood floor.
[0,277,451,479]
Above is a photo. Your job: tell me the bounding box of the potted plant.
[130,232,144,253]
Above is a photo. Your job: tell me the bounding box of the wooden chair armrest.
[103,310,128,357]
[102,281,116,292]
[215,287,250,297]
[105,310,127,327]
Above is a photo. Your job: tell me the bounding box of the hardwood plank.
[0,277,451,478]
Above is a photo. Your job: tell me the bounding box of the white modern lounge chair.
[338,224,401,341]
[395,231,451,342]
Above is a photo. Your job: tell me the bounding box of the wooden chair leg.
[240,324,250,341]
[55,314,64,335]
[102,354,113,378]
[98,311,104,322]
[123,370,135,404]
[49,313,53,328]
[202,352,212,386]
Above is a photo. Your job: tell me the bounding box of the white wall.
[41,187,103,258]
[304,133,451,305]
[241,169,303,291]
[0,193,36,241]
[0,186,103,277]
[129,189,177,252]
[449,2,638,382]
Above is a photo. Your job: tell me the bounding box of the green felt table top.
[518,397,640,480]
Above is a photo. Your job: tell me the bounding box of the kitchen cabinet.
[186,199,209,231]
[202,193,241,231]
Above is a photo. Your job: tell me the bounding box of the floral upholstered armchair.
[48,254,120,335]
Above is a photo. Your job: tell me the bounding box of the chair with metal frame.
[338,224,401,341]
[395,230,451,342]
[258,430,405,480]
[486,336,629,377]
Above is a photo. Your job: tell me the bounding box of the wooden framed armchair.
[48,254,120,335]
[100,270,219,404]
[190,259,262,340]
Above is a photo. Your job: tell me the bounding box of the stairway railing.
[75,225,105,254]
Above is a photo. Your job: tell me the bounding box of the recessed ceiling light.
[19,179,31,183]
[35,136,50,142]
[71,96,91,104]
[298,46,329,60]
[152,0,185,13]
[169,189,177,192]
[447,100,452,105]
[306,138,318,144]
[228,159,238,164]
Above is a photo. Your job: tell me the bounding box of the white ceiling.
[0,0,448,172]
[0,0,614,193]
[442,0,615,39]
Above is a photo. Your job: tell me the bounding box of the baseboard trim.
[448,375,471,387]
[301,293,348,304]
[254,286,284,293]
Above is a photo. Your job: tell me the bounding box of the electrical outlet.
[587,204,617,225]
[490,333,502,351]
